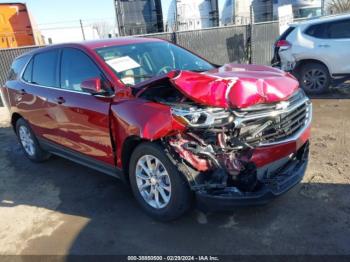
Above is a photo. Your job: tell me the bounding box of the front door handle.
[318,44,330,48]
[19,89,27,95]
[54,97,66,104]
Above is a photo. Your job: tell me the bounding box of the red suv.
[1,38,311,220]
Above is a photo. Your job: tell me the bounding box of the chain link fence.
[142,24,250,65]
[251,21,280,65]
[0,46,42,86]
[0,46,42,106]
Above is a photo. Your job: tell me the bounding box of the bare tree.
[92,22,113,39]
[327,0,350,14]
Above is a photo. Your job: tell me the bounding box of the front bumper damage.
[161,90,312,210]
[196,141,309,211]
[135,65,312,210]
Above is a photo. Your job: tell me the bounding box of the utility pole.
[249,4,254,25]
[248,4,254,64]
[113,0,119,37]
[79,19,86,40]
[321,0,325,16]
[114,0,123,36]
[174,0,178,32]
[232,0,235,24]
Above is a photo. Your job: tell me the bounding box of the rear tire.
[299,62,331,94]
[129,142,192,221]
[16,118,51,162]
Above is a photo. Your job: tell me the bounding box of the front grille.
[237,90,311,146]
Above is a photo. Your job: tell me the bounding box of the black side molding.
[38,138,125,180]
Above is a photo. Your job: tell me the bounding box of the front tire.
[299,62,331,94]
[16,118,51,162]
[129,142,192,221]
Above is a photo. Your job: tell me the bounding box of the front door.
[49,47,115,166]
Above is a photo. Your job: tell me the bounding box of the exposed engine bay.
[135,68,312,195]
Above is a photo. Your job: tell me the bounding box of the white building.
[219,0,273,25]
[273,0,322,19]
[219,0,321,26]
[161,0,219,31]
[219,0,234,25]
[41,26,100,44]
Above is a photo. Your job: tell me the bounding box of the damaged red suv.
[1,38,311,220]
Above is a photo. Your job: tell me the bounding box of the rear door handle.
[54,97,66,104]
[318,44,330,48]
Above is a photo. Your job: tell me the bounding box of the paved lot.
[0,92,349,255]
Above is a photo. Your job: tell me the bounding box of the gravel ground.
[0,93,349,255]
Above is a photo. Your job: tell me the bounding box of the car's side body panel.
[5,45,120,166]
[110,99,186,168]
[285,25,335,74]
[36,87,115,165]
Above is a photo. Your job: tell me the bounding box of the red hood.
[169,64,299,109]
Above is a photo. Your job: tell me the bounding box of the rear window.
[32,50,59,87]
[279,26,295,40]
[7,56,30,81]
[305,23,328,38]
[22,59,33,83]
[305,19,350,39]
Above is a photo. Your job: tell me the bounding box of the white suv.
[271,14,350,94]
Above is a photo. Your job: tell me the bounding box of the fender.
[110,99,186,168]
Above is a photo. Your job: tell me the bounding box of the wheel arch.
[121,135,146,179]
[294,59,331,77]
[11,112,23,132]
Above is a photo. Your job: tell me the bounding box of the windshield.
[96,41,215,86]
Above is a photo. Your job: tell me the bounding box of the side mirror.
[80,78,101,94]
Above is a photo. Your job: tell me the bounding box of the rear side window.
[22,59,33,83]
[279,26,295,40]
[60,48,103,91]
[8,56,30,81]
[32,50,59,87]
[328,19,350,38]
[305,23,328,38]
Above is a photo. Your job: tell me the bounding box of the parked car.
[1,38,311,220]
[271,14,350,94]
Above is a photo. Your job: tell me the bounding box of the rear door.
[12,49,61,140]
[50,47,115,166]
[2,55,30,109]
[323,19,350,74]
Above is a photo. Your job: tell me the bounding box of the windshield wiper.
[190,69,207,73]
[129,74,155,79]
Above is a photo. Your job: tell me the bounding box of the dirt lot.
[0,92,349,255]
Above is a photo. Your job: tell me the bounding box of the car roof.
[291,13,350,27]
[16,37,165,59]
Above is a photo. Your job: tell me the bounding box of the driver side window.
[60,48,103,92]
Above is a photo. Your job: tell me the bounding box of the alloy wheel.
[135,155,171,209]
[302,69,327,92]
[18,125,35,156]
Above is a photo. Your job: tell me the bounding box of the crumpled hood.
[169,63,299,109]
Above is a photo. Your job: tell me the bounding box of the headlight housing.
[171,105,233,128]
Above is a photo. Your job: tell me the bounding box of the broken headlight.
[171,106,233,128]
